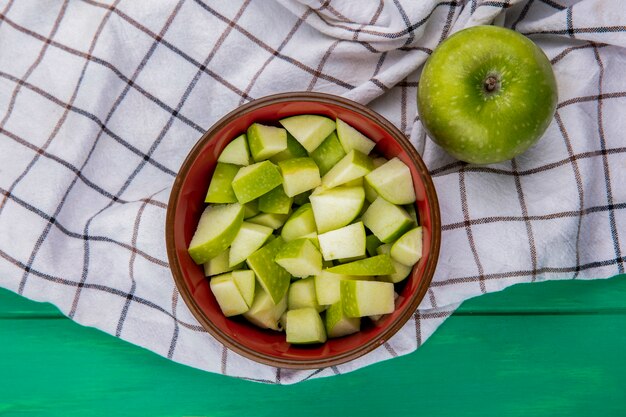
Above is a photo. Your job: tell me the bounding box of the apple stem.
[484,75,499,93]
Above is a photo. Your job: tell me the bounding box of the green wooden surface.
[1,276,625,417]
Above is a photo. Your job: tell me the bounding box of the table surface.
[1,275,625,417]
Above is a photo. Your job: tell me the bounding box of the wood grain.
[0,276,625,417]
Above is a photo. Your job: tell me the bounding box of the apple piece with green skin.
[247,212,289,229]
[376,243,412,284]
[203,248,243,277]
[188,203,244,264]
[279,115,336,153]
[309,186,364,233]
[209,273,250,317]
[287,277,324,312]
[309,131,346,176]
[218,134,251,166]
[247,123,287,162]
[274,238,323,278]
[243,287,287,330]
[231,160,282,204]
[229,221,273,267]
[246,236,291,304]
[204,162,239,203]
[317,221,366,261]
[327,254,396,275]
[278,157,321,197]
[269,133,308,163]
[285,307,327,344]
[321,149,374,189]
[365,157,416,205]
[362,196,414,243]
[340,280,395,318]
[335,118,376,155]
[258,185,293,215]
[232,269,256,307]
[281,203,317,242]
[390,226,423,267]
[325,299,360,338]
[417,25,557,165]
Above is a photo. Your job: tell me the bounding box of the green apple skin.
[417,25,557,164]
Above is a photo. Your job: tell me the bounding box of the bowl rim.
[165,91,441,369]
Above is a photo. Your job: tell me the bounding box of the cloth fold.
[0,0,624,384]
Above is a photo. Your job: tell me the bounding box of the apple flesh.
[417,25,557,164]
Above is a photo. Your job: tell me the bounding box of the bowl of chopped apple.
[165,92,440,369]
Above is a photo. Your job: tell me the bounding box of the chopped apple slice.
[188,203,244,264]
[309,131,346,176]
[243,287,287,330]
[258,185,293,214]
[365,157,416,205]
[204,162,239,204]
[247,123,287,162]
[285,307,327,344]
[203,248,242,277]
[269,133,308,163]
[281,203,317,242]
[218,134,251,166]
[376,243,412,283]
[341,280,394,317]
[309,186,364,233]
[229,221,273,267]
[325,299,360,338]
[279,114,336,152]
[210,273,250,317]
[327,254,396,275]
[246,237,291,304]
[317,221,366,261]
[314,270,373,305]
[288,277,324,312]
[278,157,321,197]
[232,269,256,307]
[247,212,289,229]
[362,196,414,243]
[321,149,374,189]
[274,238,322,278]
[231,160,282,204]
[390,226,423,267]
[336,118,376,155]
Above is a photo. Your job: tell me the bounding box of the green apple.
[335,118,376,155]
[321,149,374,189]
[258,185,293,214]
[232,269,256,307]
[390,226,423,267]
[314,270,373,305]
[285,307,327,344]
[309,131,346,176]
[269,133,308,163]
[364,157,415,205]
[243,287,287,330]
[340,280,395,317]
[274,238,322,278]
[188,203,244,264]
[229,221,273,267]
[309,186,364,233]
[277,157,321,197]
[317,221,366,261]
[376,243,412,284]
[231,160,282,204]
[218,134,251,166]
[246,236,291,304]
[247,212,289,229]
[204,162,239,204]
[362,197,414,243]
[247,123,287,162]
[203,248,242,277]
[327,254,396,275]
[209,273,250,317]
[417,25,557,164]
[325,299,360,338]
[281,203,317,242]
[287,277,324,312]
[279,115,336,153]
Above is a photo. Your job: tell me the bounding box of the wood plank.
[0,307,625,415]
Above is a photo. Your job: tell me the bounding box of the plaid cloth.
[0,0,624,384]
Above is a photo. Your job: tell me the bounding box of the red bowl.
[166,92,440,369]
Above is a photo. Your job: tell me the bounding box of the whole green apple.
[417,25,557,164]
